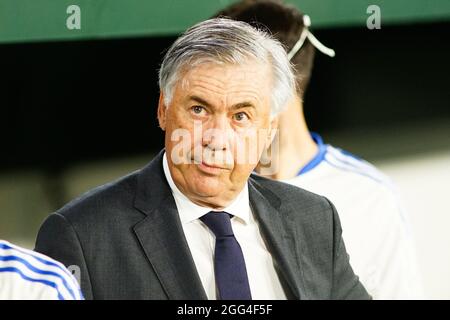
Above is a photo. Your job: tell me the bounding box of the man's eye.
[191,106,205,115]
[233,112,249,122]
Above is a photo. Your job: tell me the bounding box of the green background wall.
[1,0,450,43]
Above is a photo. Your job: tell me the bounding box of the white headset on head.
[287,14,335,60]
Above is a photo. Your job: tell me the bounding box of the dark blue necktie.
[200,211,252,300]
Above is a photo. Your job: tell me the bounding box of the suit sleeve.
[325,198,372,300]
[34,213,93,300]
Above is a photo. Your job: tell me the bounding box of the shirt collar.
[162,152,250,224]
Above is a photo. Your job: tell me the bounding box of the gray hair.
[158,18,296,116]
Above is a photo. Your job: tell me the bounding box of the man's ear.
[157,92,167,131]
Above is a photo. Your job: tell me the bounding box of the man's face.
[158,60,277,208]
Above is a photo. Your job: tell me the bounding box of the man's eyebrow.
[230,102,256,110]
[189,95,212,108]
[188,95,256,110]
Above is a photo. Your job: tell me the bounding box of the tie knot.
[200,211,234,238]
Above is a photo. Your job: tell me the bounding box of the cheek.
[166,108,189,130]
[164,109,198,157]
[232,130,264,166]
[186,165,233,195]
[230,162,255,184]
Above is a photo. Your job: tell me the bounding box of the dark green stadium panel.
[1,0,450,43]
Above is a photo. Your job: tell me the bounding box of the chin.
[194,183,222,197]
[190,176,224,197]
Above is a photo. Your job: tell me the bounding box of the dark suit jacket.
[35,150,370,300]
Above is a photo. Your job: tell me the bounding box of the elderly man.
[35,18,370,300]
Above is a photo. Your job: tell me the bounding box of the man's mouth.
[195,161,227,175]
[200,161,226,169]
[192,155,231,168]
[191,156,232,174]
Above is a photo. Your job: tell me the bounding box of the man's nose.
[203,118,230,151]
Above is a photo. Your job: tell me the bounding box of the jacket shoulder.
[55,168,141,225]
[250,173,331,210]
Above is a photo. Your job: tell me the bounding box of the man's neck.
[260,96,318,181]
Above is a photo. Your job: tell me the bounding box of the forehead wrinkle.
[190,75,267,97]
[180,63,272,110]
[184,70,227,89]
[184,63,270,91]
[226,89,262,106]
[189,78,228,95]
[188,84,265,111]
[187,83,228,108]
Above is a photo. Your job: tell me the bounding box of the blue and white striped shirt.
[0,240,83,300]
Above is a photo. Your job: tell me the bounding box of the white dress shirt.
[163,153,286,299]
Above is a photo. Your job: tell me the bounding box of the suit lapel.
[133,151,207,300]
[248,178,306,300]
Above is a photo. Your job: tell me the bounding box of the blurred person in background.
[215,0,423,299]
[0,239,83,300]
